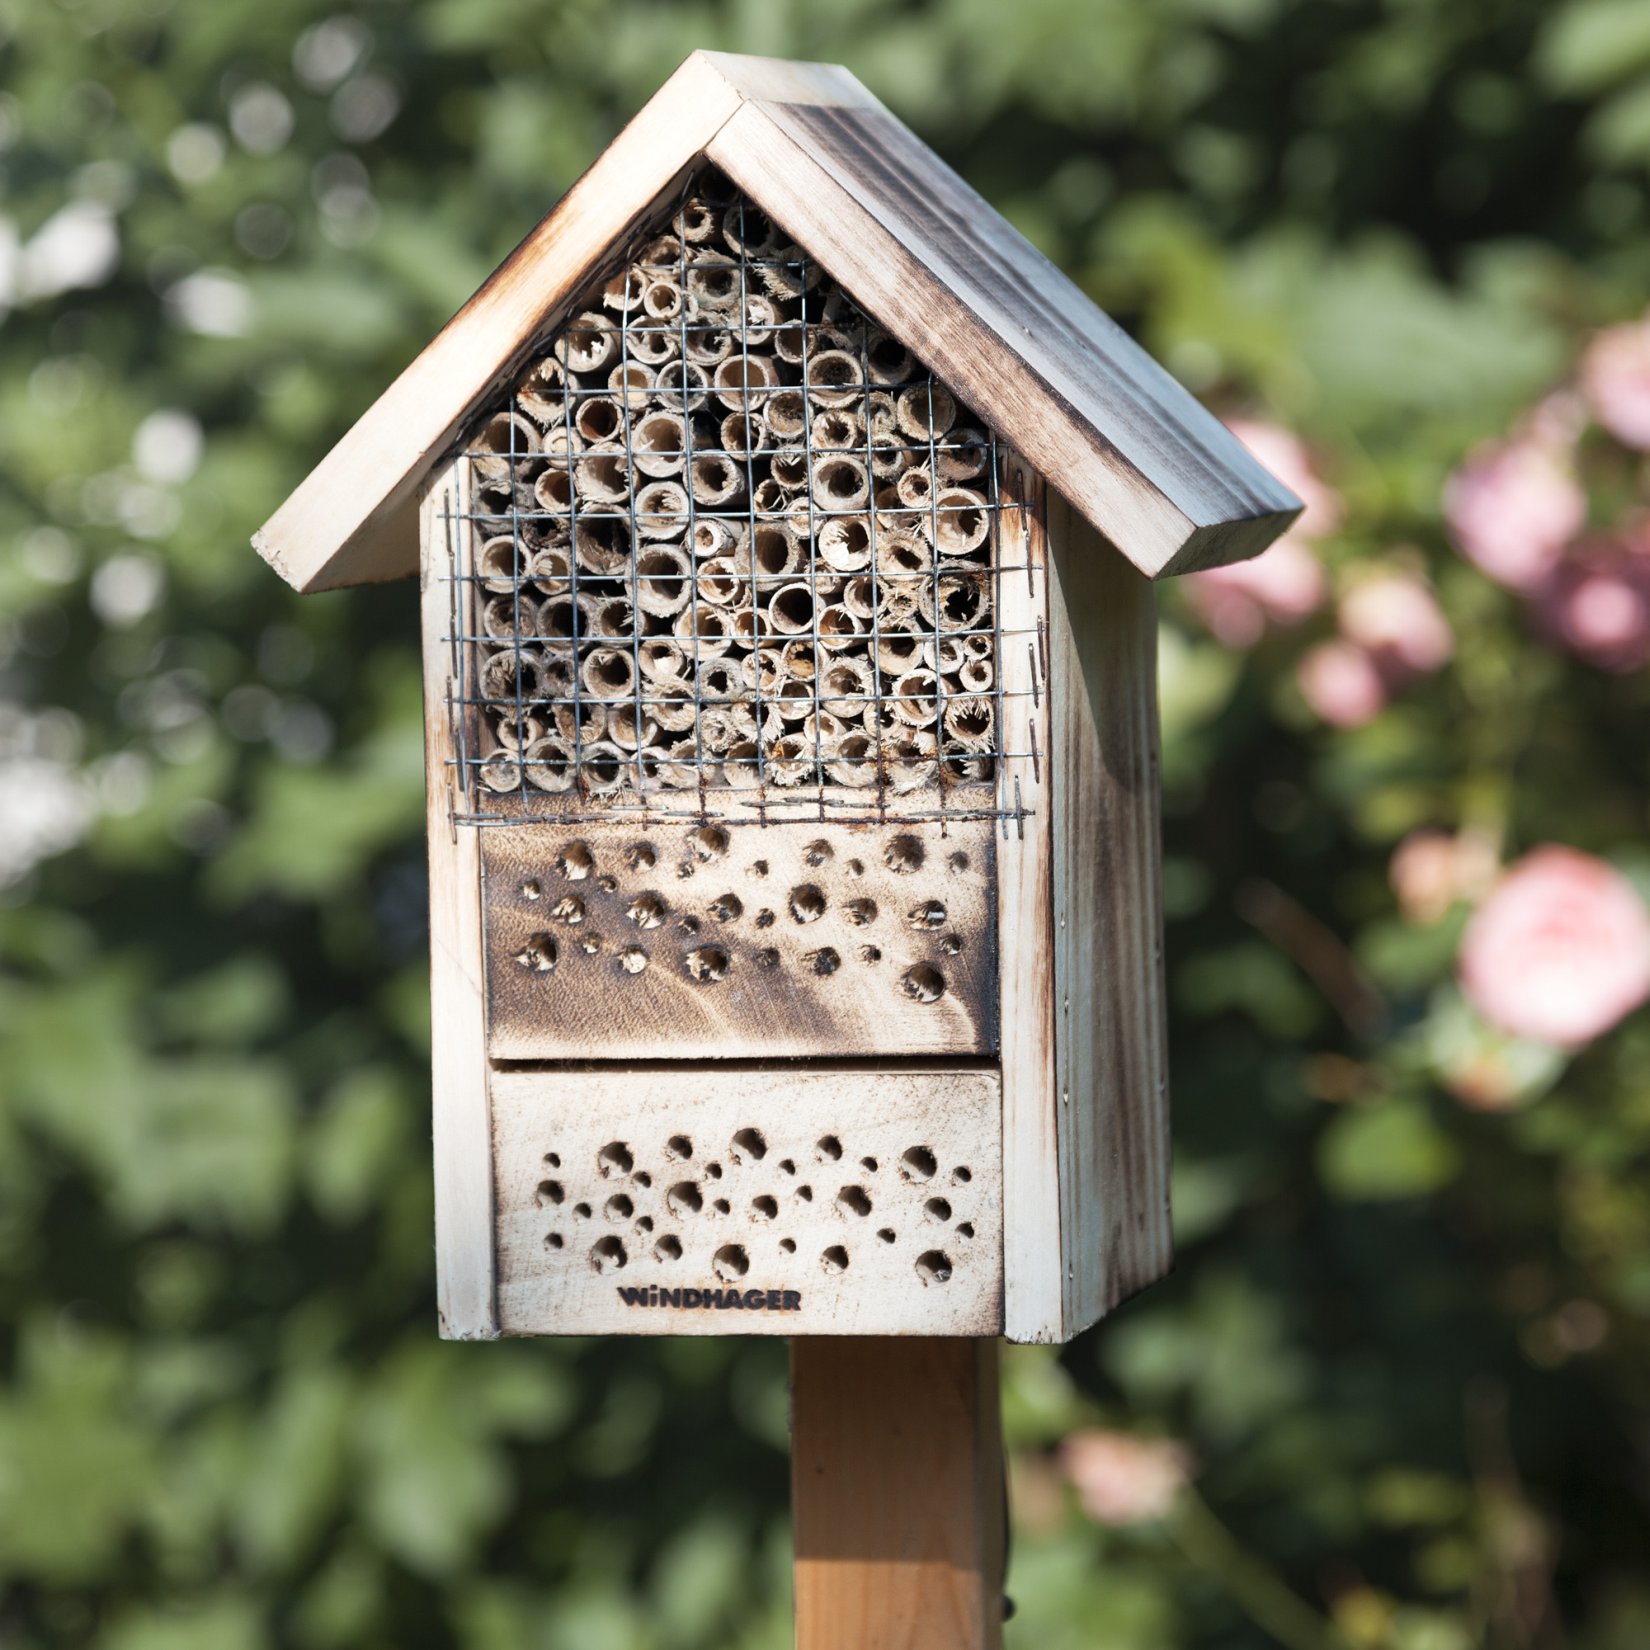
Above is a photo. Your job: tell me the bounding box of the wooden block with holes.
[256,50,1301,1348]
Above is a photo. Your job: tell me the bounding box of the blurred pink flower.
[1444,438,1587,592]
[1183,537,1327,647]
[1225,418,1344,541]
[1581,317,1650,450]
[1059,1429,1191,1526]
[1390,828,1499,925]
[1533,535,1650,674]
[1298,639,1387,727]
[1339,572,1454,684]
[1460,846,1650,1048]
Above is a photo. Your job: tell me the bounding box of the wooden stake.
[791,1337,1005,1650]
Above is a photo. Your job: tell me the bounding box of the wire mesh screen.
[447,166,1034,827]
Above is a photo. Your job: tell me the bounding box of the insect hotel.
[259,62,1297,1627]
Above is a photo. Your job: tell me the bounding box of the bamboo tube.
[804,349,864,408]
[652,359,710,413]
[637,232,683,269]
[632,480,690,539]
[741,293,780,349]
[876,631,924,676]
[574,443,631,505]
[642,277,684,323]
[866,330,915,386]
[876,531,931,578]
[820,656,874,721]
[601,266,647,315]
[945,752,994,783]
[696,706,738,751]
[812,407,863,451]
[719,410,761,461]
[885,730,938,794]
[752,477,789,517]
[483,593,536,639]
[533,594,583,642]
[678,198,717,243]
[780,638,817,682]
[574,514,632,577]
[631,409,687,477]
[758,247,819,301]
[608,701,660,753]
[653,740,702,788]
[649,682,698,734]
[943,695,995,750]
[891,668,941,726]
[896,383,957,441]
[811,452,870,512]
[591,594,636,639]
[675,602,734,658]
[608,359,655,411]
[625,326,679,367]
[869,431,915,481]
[751,523,802,579]
[767,581,816,636]
[479,750,522,793]
[879,585,922,628]
[769,448,809,493]
[517,357,568,427]
[771,322,813,367]
[721,202,781,258]
[692,517,741,559]
[632,545,693,617]
[712,352,780,411]
[843,575,877,621]
[934,487,991,556]
[741,644,787,695]
[531,464,572,517]
[764,388,807,441]
[866,391,898,439]
[477,534,526,593]
[818,601,863,651]
[771,676,814,723]
[720,739,760,786]
[727,702,761,743]
[689,452,745,508]
[927,636,968,675]
[574,394,624,447]
[896,465,934,510]
[763,731,813,786]
[471,411,539,478]
[578,738,630,795]
[514,733,573,792]
[697,661,741,702]
[481,648,537,701]
[686,260,740,313]
[637,636,686,682]
[550,699,607,745]
[472,477,514,525]
[920,571,992,633]
[539,651,576,698]
[697,555,747,608]
[684,325,734,367]
[826,730,878,787]
[581,646,636,703]
[937,426,989,482]
[554,312,619,375]
[802,708,847,749]
[818,515,873,572]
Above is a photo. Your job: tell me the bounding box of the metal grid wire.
[443,167,1040,829]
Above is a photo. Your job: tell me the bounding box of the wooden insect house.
[257,52,1300,1352]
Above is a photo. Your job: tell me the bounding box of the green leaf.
[1318,1099,1461,1201]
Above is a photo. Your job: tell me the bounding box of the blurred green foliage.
[2,0,1648,1645]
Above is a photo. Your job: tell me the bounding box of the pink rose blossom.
[1059,1430,1191,1526]
[1339,572,1454,683]
[1533,536,1650,674]
[1581,317,1650,450]
[1225,418,1344,542]
[1182,537,1327,647]
[1459,846,1650,1048]
[1444,439,1587,592]
[1298,639,1387,727]
[1390,828,1499,925]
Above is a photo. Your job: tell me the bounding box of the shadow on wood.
[791,1337,1005,1650]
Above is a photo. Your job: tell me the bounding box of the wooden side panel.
[792,1337,1004,1650]
[481,819,997,1061]
[491,1066,1002,1337]
[1046,493,1173,1336]
[708,103,1300,580]
[420,463,500,1339]
[994,456,1062,1345]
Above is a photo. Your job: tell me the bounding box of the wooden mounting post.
[791,1337,1005,1650]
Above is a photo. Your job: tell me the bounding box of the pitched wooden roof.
[255,50,1300,594]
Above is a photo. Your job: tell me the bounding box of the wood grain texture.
[257,52,1300,596]
[993,456,1064,1345]
[491,1066,1002,1337]
[792,1337,1004,1650]
[420,462,500,1339]
[480,819,997,1061]
[1045,488,1173,1335]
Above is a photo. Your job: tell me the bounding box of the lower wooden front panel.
[492,1066,1003,1336]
